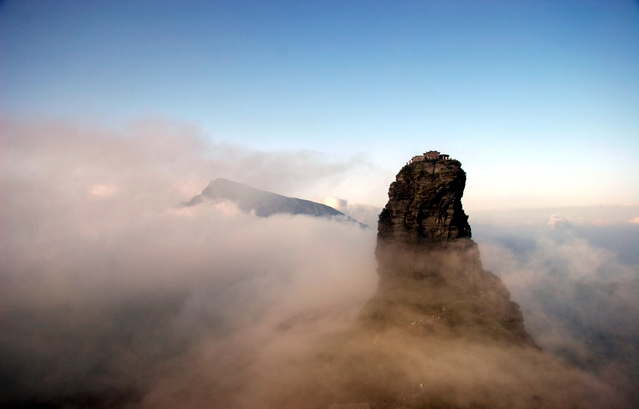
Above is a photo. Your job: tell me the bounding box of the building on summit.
[408,150,450,164]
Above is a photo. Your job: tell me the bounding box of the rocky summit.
[377,155,470,245]
[363,152,537,348]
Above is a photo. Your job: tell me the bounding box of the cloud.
[322,196,348,210]
[547,214,571,229]
[0,117,380,405]
[0,117,380,206]
[471,206,639,228]
[1,116,637,408]
[320,196,382,227]
[90,183,120,197]
[477,225,639,405]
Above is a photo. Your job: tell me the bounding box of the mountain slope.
[187,178,365,226]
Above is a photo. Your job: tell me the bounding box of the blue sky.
[2,0,638,209]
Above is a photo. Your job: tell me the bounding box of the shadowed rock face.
[378,159,470,246]
[363,157,537,348]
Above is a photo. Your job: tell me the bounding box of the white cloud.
[0,118,381,405]
[319,196,382,227]
[548,214,571,229]
[90,184,119,197]
[322,196,348,211]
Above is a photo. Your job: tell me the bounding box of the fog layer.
[2,118,638,408]
[476,219,639,405]
[0,118,378,406]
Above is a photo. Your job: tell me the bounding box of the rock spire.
[378,157,470,245]
[363,153,537,347]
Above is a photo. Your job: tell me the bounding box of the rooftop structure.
[408,150,451,164]
[424,150,440,159]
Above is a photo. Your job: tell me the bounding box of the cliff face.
[378,159,470,245]
[364,157,537,348]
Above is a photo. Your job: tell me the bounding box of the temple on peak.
[408,150,450,164]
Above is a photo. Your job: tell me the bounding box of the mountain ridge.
[186,178,367,227]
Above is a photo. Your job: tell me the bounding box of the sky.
[2,0,638,210]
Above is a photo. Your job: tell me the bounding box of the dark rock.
[363,155,538,348]
[377,158,470,246]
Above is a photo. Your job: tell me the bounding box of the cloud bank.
[2,117,638,408]
[0,117,379,406]
[476,218,639,406]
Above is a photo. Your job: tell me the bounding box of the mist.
[0,118,379,406]
[2,117,638,408]
[475,215,639,405]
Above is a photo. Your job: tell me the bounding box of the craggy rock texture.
[365,157,537,348]
[378,159,470,245]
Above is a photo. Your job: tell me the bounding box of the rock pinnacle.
[364,152,538,348]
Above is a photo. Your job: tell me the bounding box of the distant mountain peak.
[186,178,367,227]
